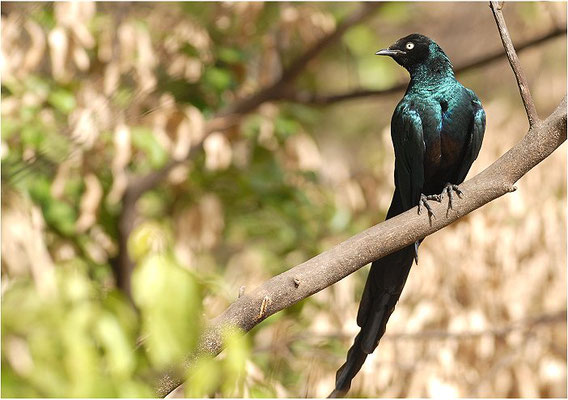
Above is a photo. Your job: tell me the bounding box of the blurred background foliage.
[1,2,566,398]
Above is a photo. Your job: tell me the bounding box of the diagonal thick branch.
[157,98,567,396]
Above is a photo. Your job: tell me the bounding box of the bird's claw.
[441,183,463,211]
[418,193,441,219]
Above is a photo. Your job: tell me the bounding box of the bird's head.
[376,33,451,75]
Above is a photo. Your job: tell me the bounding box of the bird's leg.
[441,183,463,211]
[418,193,441,219]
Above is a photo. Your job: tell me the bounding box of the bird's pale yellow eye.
[406,42,415,50]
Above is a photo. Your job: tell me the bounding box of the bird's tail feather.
[329,245,415,397]
[330,189,416,397]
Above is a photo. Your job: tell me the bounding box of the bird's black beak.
[375,48,406,57]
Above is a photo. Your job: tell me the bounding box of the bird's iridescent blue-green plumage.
[331,33,486,398]
[392,39,485,211]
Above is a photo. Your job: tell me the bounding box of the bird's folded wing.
[391,104,425,211]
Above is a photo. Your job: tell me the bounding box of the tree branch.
[113,3,383,295]
[219,2,383,117]
[123,2,383,199]
[284,26,566,105]
[490,1,540,127]
[385,308,566,341]
[156,96,567,396]
[154,4,567,395]
[253,309,567,352]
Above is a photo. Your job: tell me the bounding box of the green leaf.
[43,200,77,236]
[185,356,221,397]
[342,25,376,57]
[204,67,232,91]
[217,47,244,64]
[95,313,135,378]
[48,89,76,114]
[130,127,169,169]
[127,221,172,262]
[132,254,202,368]
[29,176,52,204]
[274,117,300,139]
[21,125,44,148]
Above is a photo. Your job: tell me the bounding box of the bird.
[330,33,486,397]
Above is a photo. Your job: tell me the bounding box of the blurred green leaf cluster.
[1,3,357,396]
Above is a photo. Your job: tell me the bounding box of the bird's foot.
[418,193,442,219]
[441,183,463,212]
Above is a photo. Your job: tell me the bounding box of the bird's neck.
[407,54,455,90]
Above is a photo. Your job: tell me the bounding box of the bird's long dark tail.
[329,189,416,398]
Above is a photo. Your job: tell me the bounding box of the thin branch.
[285,26,566,105]
[490,1,540,126]
[219,2,383,117]
[385,309,566,341]
[253,309,567,352]
[124,2,382,199]
[156,96,567,396]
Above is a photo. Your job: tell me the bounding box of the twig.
[284,27,565,105]
[156,95,567,396]
[386,309,566,340]
[490,1,540,127]
[281,3,383,84]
